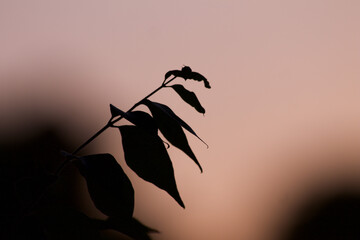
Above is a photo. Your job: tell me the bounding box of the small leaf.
[119,125,184,208]
[143,99,203,172]
[170,84,206,114]
[142,99,208,148]
[75,154,134,218]
[166,66,211,88]
[186,71,211,89]
[181,66,211,89]
[110,104,126,118]
[165,70,181,81]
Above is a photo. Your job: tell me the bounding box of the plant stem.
[55,76,177,176]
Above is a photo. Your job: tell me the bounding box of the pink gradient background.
[2,1,360,239]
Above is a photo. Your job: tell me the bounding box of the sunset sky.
[2,1,360,239]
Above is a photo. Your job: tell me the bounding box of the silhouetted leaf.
[170,84,206,114]
[75,154,134,218]
[110,104,158,134]
[164,70,181,81]
[165,66,211,88]
[110,104,126,118]
[187,71,211,89]
[126,111,158,135]
[142,99,208,147]
[119,125,184,208]
[143,99,203,172]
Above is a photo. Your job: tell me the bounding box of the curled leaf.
[75,154,134,219]
[170,84,205,114]
[165,70,181,81]
[165,66,211,88]
[143,99,203,172]
[119,125,185,208]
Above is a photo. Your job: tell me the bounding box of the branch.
[55,76,177,176]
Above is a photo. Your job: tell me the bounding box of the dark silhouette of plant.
[14,65,210,240]
[281,190,360,240]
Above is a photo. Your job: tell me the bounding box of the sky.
[1,1,360,239]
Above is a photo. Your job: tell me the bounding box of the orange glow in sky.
[1,1,360,239]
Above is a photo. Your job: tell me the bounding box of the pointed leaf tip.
[142,99,203,172]
[110,104,126,118]
[170,84,206,114]
[110,104,158,134]
[143,99,208,148]
[187,71,211,89]
[119,125,185,208]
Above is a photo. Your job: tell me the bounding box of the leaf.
[75,154,134,219]
[39,206,101,240]
[110,104,126,118]
[127,111,158,135]
[165,66,211,88]
[142,99,208,148]
[186,71,211,89]
[164,70,181,81]
[119,125,184,208]
[181,66,211,89]
[110,104,158,134]
[104,217,159,240]
[143,99,203,172]
[170,84,206,114]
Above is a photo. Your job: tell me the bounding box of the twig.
[55,76,177,176]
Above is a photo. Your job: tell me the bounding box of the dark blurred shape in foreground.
[282,189,360,240]
[0,124,154,240]
[0,125,85,239]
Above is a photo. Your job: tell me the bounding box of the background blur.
[1,1,360,239]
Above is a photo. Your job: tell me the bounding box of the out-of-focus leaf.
[16,215,47,240]
[143,99,203,172]
[165,66,211,88]
[170,84,206,114]
[15,168,57,209]
[110,104,158,135]
[119,125,184,208]
[38,206,101,240]
[75,154,134,219]
[99,217,159,240]
[142,99,208,148]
